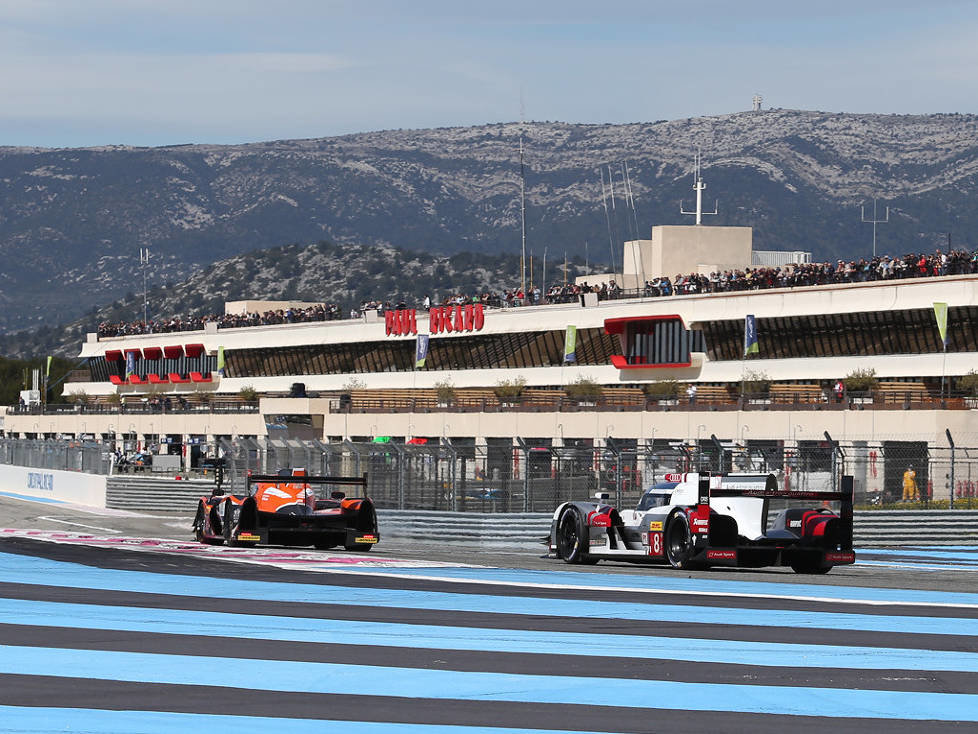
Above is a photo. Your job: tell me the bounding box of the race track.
[1,495,978,733]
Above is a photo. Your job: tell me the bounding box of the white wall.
[0,465,107,507]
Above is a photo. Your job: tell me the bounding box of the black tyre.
[555,507,592,565]
[222,499,237,546]
[196,501,225,545]
[665,512,696,570]
[192,501,206,543]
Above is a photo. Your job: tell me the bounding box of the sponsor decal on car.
[706,549,737,560]
[825,552,856,564]
[354,535,378,544]
[648,531,663,556]
[236,533,261,542]
[590,538,607,546]
[648,521,663,531]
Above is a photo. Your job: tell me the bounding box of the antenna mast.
[599,168,618,275]
[861,198,889,257]
[680,151,718,225]
[519,131,526,301]
[139,247,150,324]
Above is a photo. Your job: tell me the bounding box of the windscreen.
[637,481,679,511]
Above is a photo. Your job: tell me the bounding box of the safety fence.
[0,438,111,476]
[6,436,978,512]
[218,436,978,511]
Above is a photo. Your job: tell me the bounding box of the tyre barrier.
[104,478,978,547]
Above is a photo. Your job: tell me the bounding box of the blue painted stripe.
[2,552,978,635]
[0,706,604,734]
[6,549,978,609]
[5,597,978,672]
[0,491,66,504]
[861,549,978,561]
[2,645,977,722]
[857,560,978,572]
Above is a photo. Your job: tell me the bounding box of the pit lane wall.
[0,464,107,507]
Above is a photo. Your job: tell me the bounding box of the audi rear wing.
[698,474,854,550]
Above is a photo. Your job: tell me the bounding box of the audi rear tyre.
[665,512,696,570]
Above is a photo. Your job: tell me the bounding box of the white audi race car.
[549,472,855,574]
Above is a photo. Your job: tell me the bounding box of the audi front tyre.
[555,507,593,565]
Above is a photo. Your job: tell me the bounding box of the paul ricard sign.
[26,472,55,492]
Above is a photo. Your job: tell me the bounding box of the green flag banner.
[217,346,226,376]
[45,356,52,377]
[563,325,577,363]
[744,314,759,356]
[934,302,949,347]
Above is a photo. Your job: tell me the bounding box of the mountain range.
[0,242,589,360]
[2,108,978,344]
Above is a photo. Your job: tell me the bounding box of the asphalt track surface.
[2,495,978,733]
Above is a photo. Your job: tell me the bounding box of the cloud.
[1,1,978,146]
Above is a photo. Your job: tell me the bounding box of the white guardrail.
[97,478,978,548]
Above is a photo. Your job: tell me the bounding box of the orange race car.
[192,469,379,550]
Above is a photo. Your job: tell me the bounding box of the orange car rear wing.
[246,472,369,496]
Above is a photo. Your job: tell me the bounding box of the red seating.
[109,375,125,386]
[168,372,190,384]
[190,372,212,383]
[128,375,146,385]
[148,373,169,384]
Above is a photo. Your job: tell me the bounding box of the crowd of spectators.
[97,248,978,339]
[98,303,343,337]
[641,249,978,298]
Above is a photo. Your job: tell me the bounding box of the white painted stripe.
[36,518,122,534]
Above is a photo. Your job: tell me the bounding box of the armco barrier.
[376,510,552,550]
[382,510,978,549]
[101,476,978,548]
[106,477,212,512]
[852,510,978,546]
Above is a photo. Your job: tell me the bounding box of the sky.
[1,0,978,148]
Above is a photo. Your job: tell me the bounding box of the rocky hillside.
[2,109,978,333]
[0,240,590,359]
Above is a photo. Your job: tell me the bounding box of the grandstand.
[3,230,978,505]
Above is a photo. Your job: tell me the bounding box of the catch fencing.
[0,438,111,476]
[4,436,978,512]
[217,436,978,512]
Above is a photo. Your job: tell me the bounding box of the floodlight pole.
[947,428,955,509]
[139,247,150,324]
